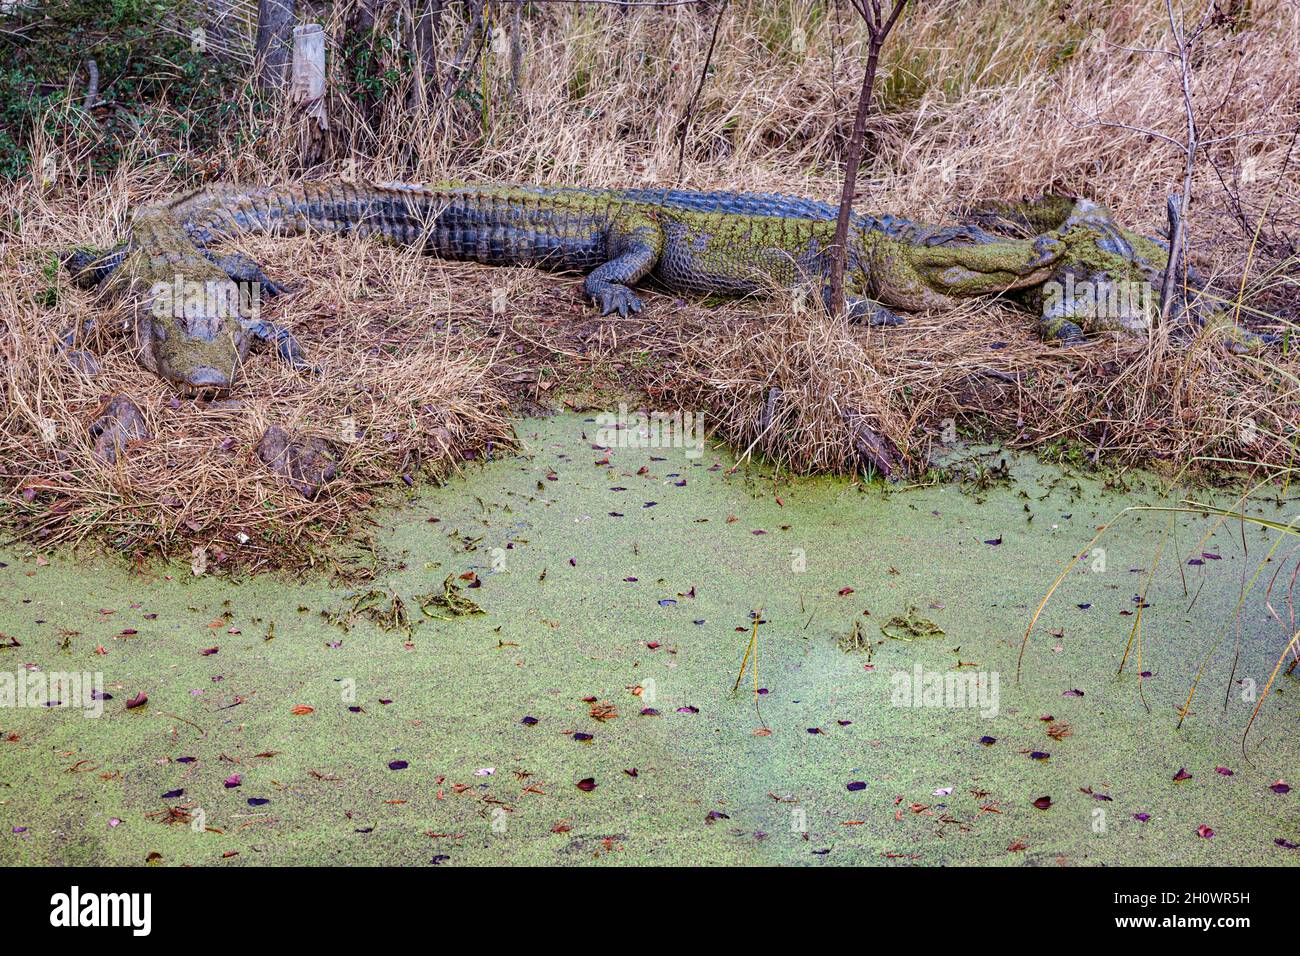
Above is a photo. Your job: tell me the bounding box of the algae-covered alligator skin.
[62,182,1258,394]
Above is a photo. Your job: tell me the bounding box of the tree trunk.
[255,0,297,92]
[827,37,884,318]
[408,0,445,109]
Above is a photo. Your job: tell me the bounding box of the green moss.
[1,416,1297,866]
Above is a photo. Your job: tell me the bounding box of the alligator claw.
[595,285,643,318]
[243,319,314,373]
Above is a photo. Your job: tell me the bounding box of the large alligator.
[62,182,1256,395]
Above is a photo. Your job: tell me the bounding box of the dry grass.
[3,0,1300,569]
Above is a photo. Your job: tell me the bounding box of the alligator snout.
[178,364,234,398]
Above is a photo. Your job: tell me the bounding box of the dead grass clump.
[0,180,516,573]
[660,304,915,477]
[656,293,1300,484]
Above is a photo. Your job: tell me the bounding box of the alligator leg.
[58,249,125,373]
[63,245,128,288]
[584,213,664,317]
[203,251,289,297]
[241,318,316,373]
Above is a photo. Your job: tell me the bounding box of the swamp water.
[1,414,1297,865]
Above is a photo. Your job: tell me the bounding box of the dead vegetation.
[2,0,1299,570]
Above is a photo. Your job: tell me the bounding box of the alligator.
[62,182,1260,395]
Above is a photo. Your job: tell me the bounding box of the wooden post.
[292,22,327,165]
[292,22,328,128]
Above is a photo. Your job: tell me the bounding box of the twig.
[827,0,909,318]
[673,0,729,183]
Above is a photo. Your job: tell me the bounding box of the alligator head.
[105,208,252,396]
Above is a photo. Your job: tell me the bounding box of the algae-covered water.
[1,414,1297,866]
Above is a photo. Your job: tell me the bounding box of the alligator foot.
[587,281,644,318]
[63,245,127,288]
[203,251,289,297]
[242,319,316,373]
[55,319,102,375]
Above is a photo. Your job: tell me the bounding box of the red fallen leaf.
[623,768,638,777]
[125,693,148,709]
[223,774,241,788]
[1197,824,1215,839]
[221,851,239,858]
[1033,796,1053,810]
[119,629,138,636]
[753,727,772,737]
[458,571,476,581]
[290,705,314,715]
[837,587,855,597]
[1173,767,1193,781]
[1007,841,1029,852]
[1215,766,1233,776]
[201,646,219,656]
[93,646,108,655]
[575,777,597,792]
[551,820,573,833]
[1270,781,1291,794]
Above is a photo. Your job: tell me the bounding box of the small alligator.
[62,182,1257,395]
